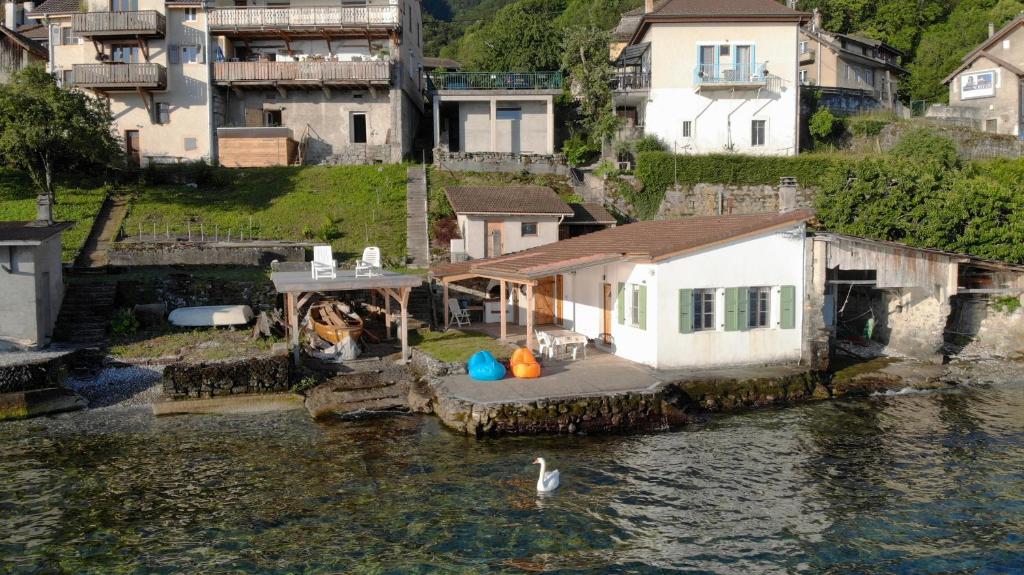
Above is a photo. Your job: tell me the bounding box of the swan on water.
[532,457,560,492]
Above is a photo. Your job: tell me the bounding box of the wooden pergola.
[437,270,539,350]
[270,270,424,363]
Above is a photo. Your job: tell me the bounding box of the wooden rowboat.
[309,302,364,345]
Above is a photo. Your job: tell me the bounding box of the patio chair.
[447,298,470,328]
[534,329,553,358]
[355,246,382,278]
[311,245,336,280]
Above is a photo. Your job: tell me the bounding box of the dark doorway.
[125,130,141,166]
[351,112,367,143]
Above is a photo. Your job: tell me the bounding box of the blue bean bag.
[468,350,506,381]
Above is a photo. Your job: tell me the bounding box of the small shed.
[0,221,73,350]
[217,127,297,168]
[560,203,617,239]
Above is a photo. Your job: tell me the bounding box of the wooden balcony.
[72,10,166,38]
[212,61,392,87]
[208,5,400,36]
[72,63,167,90]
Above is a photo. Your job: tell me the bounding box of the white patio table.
[538,328,589,360]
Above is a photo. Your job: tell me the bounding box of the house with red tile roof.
[434,210,813,369]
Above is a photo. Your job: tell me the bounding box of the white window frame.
[751,119,766,147]
[520,222,538,237]
[181,45,200,64]
[681,120,692,139]
[800,69,808,84]
[155,102,170,124]
[748,286,771,329]
[183,8,197,22]
[692,288,716,332]
[629,284,642,328]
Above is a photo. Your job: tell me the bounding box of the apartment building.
[28,0,423,166]
[799,10,905,113]
[612,0,809,156]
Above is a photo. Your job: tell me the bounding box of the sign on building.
[961,69,996,99]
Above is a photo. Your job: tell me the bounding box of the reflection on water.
[1,383,1022,574]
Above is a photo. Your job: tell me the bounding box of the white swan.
[532,457,560,492]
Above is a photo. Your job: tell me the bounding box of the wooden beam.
[383,287,392,340]
[499,279,507,342]
[136,36,150,62]
[443,281,450,329]
[320,82,331,98]
[137,88,152,117]
[275,82,287,98]
[400,286,410,363]
[287,292,300,363]
[525,283,535,351]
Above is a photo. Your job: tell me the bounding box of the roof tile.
[445,186,574,216]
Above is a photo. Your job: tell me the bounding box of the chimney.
[645,0,654,14]
[32,193,53,227]
[989,22,996,38]
[812,8,821,32]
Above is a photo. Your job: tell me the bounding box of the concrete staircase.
[405,166,430,268]
[408,282,434,329]
[53,282,117,346]
[75,194,129,269]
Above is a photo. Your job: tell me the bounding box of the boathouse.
[0,221,73,350]
[433,211,813,370]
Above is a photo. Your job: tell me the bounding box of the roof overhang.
[943,51,1024,85]
[630,13,810,45]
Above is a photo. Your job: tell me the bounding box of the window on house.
[60,27,79,45]
[986,118,998,133]
[719,45,730,57]
[496,107,522,121]
[264,109,282,126]
[111,0,138,10]
[748,286,771,329]
[181,45,201,64]
[184,137,198,151]
[111,44,139,64]
[751,120,766,147]
[681,120,692,138]
[692,289,715,331]
[61,69,74,87]
[630,285,642,327]
[521,222,538,236]
[351,112,367,143]
[799,40,807,53]
[184,8,197,22]
[800,69,808,84]
[155,102,170,124]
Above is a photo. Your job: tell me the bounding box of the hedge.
[635,152,850,191]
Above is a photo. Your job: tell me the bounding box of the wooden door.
[125,130,141,166]
[535,276,557,325]
[485,221,503,257]
[602,282,612,344]
[244,108,263,127]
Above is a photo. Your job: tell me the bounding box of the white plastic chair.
[448,298,470,328]
[311,245,336,280]
[535,330,553,358]
[355,246,382,277]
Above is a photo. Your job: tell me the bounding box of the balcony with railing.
[72,10,166,38]
[611,71,650,92]
[429,71,563,92]
[693,62,770,89]
[208,5,400,34]
[799,49,816,64]
[72,63,167,90]
[213,60,392,85]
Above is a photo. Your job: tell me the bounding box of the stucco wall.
[451,97,554,154]
[456,214,560,259]
[948,52,1022,136]
[641,22,800,155]
[459,101,492,153]
[0,237,63,348]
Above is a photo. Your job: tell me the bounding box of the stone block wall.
[0,354,68,394]
[865,123,1024,161]
[654,183,816,219]
[434,149,570,176]
[116,271,278,313]
[877,288,949,360]
[162,354,292,400]
[109,242,308,267]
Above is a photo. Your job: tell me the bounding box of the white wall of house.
[640,22,801,156]
[0,236,64,349]
[439,94,556,154]
[456,213,561,259]
[560,225,806,369]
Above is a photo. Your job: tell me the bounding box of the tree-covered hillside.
[427,0,1024,104]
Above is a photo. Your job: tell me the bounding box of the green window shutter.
[724,287,739,331]
[637,285,647,330]
[780,285,796,329]
[617,282,625,325]
[678,289,692,334]
[737,287,749,331]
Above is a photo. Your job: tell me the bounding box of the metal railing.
[213,60,391,83]
[611,71,650,91]
[72,10,166,36]
[72,63,167,89]
[208,5,400,29]
[693,62,768,85]
[429,71,563,91]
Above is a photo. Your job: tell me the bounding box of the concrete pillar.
[547,96,555,154]
[489,98,497,152]
[400,287,410,363]
[802,238,830,370]
[432,96,440,151]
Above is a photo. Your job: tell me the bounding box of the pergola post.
[526,283,535,350]
[400,286,410,363]
[499,279,507,342]
[442,280,450,329]
[287,292,300,364]
[384,289,393,340]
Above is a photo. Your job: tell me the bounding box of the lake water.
[1,382,1022,574]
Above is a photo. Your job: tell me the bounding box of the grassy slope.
[121,165,408,264]
[0,169,109,263]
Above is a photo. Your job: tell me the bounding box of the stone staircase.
[408,282,434,329]
[75,194,129,269]
[303,365,415,418]
[405,166,430,268]
[53,282,117,346]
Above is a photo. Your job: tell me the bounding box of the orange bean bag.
[510,348,542,379]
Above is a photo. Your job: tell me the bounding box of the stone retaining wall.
[435,149,570,176]
[116,271,278,312]
[162,354,292,400]
[0,354,69,394]
[109,241,308,267]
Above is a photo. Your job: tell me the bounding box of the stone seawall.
[0,354,69,394]
[109,241,308,267]
[162,354,292,400]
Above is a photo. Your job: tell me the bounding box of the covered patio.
[270,269,424,363]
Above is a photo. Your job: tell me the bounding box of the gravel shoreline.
[66,365,165,409]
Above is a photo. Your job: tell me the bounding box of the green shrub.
[809,109,845,148]
[633,134,667,153]
[848,113,895,137]
[111,308,139,337]
[593,160,620,178]
[991,296,1022,314]
[562,133,599,166]
[890,128,959,170]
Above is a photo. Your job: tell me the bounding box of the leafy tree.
[561,25,618,145]
[454,0,565,71]
[889,128,959,171]
[808,108,844,149]
[0,66,120,223]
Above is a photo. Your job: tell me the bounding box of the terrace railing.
[611,71,650,91]
[72,10,166,37]
[208,5,400,30]
[429,71,563,91]
[693,62,769,86]
[72,63,167,89]
[213,60,391,83]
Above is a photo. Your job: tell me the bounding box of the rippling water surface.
[1,382,1022,574]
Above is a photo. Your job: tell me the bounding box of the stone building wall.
[162,354,292,400]
[434,150,570,176]
[655,182,817,219]
[877,288,950,360]
[109,241,308,267]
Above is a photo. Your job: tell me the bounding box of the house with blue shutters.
[433,210,812,370]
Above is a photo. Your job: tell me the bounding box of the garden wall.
[859,123,1024,161]
[434,150,570,176]
[115,270,278,312]
[109,241,308,267]
[162,354,292,400]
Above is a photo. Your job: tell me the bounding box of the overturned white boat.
[168,305,254,327]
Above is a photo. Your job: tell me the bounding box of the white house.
[0,221,72,350]
[434,210,812,370]
[612,0,809,156]
[445,186,575,260]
